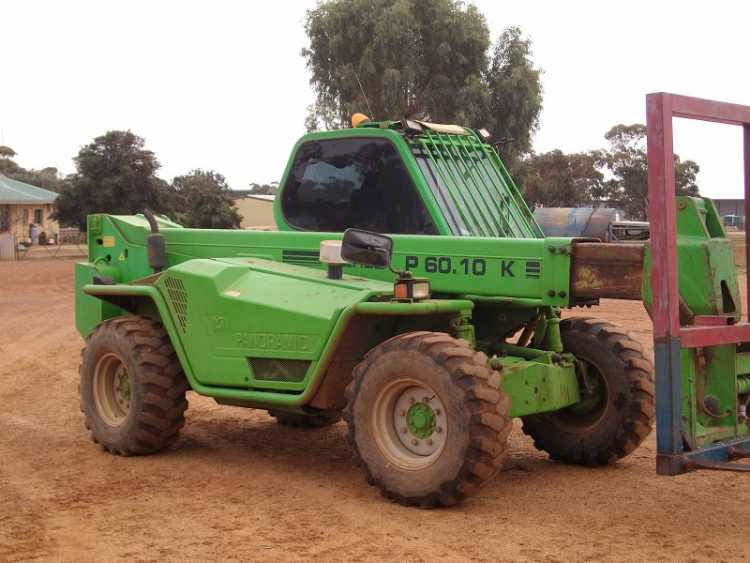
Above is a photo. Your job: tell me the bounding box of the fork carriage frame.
[647,92,750,473]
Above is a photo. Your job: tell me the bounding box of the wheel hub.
[566,359,606,417]
[93,353,131,427]
[392,384,447,457]
[114,367,131,410]
[407,402,436,438]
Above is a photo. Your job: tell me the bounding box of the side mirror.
[341,228,393,269]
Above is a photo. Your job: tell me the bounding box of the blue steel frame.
[646,92,750,474]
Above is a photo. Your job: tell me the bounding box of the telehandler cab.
[76,98,750,506]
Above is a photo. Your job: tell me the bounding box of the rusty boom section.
[570,241,645,302]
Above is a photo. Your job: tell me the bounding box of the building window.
[34,209,42,225]
[0,206,9,232]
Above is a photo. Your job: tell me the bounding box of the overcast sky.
[2,1,748,198]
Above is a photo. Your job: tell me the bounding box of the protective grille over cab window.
[281,138,437,234]
[411,131,542,239]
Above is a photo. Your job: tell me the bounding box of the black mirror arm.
[379,249,410,277]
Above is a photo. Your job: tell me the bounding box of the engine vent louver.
[282,249,319,266]
[164,277,188,333]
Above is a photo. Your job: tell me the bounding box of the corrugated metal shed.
[233,194,276,229]
[0,174,58,205]
[242,194,275,202]
[533,207,619,238]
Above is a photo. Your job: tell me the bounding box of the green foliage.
[53,131,172,229]
[49,131,242,230]
[517,124,700,219]
[482,27,543,168]
[0,145,20,174]
[0,146,17,159]
[304,0,489,127]
[302,1,542,167]
[519,150,603,208]
[8,167,65,192]
[597,124,699,220]
[171,170,242,229]
[0,145,65,191]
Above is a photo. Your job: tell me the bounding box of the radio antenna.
[353,69,374,119]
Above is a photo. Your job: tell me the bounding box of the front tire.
[344,332,511,507]
[522,317,655,466]
[79,316,189,456]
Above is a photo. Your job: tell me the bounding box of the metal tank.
[533,207,649,241]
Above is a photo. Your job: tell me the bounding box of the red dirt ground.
[1,258,748,562]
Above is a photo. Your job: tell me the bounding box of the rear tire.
[344,332,511,507]
[268,410,341,428]
[79,316,189,456]
[522,317,655,466]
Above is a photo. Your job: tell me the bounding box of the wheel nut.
[436,426,443,433]
[409,397,415,404]
[423,396,430,403]
[401,427,408,434]
[427,439,433,446]
[435,409,441,416]
[411,439,419,446]
[400,410,406,417]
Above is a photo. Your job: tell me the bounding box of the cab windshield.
[282,138,438,235]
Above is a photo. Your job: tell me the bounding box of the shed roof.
[0,174,59,205]
[234,194,276,202]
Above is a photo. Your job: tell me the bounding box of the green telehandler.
[75,113,747,506]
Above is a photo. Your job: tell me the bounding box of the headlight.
[393,278,431,301]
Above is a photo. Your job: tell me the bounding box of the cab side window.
[281,138,438,234]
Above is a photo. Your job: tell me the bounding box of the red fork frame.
[646,93,750,473]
